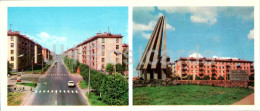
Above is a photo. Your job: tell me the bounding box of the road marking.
[43,90,45,93]
[55,90,57,94]
[47,90,49,93]
[35,91,37,93]
[59,90,62,93]
[64,90,66,93]
[67,90,70,93]
[39,90,41,93]
[51,90,53,93]
[75,90,78,93]
[71,90,74,93]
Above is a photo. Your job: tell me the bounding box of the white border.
[0,0,259,111]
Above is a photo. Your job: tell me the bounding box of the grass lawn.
[8,92,24,106]
[133,85,254,105]
[87,92,108,106]
[79,81,88,89]
[16,82,37,87]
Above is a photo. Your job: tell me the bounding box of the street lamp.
[114,50,121,74]
[18,54,24,74]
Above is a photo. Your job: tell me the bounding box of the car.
[68,81,75,87]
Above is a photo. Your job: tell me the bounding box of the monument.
[136,16,169,80]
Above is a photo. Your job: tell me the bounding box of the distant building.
[174,57,254,80]
[63,32,124,71]
[7,30,47,72]
[42,48,50,61]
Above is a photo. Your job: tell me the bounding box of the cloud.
[247,29,254,40]
[158,7,218,25]
[213,55,238,59]
[133,7,156,24]
[189,52,203,58]
[157,7,253,25]
[134,20,175,39]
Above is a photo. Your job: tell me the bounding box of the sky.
[133,7,254,77]
[8,7,128,54]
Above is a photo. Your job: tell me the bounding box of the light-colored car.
[68,81,75,87]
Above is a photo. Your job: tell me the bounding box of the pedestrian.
[14,87,16,91]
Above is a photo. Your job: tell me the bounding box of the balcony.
[251,69,254,72]
[199,73,204,76]
[199,67,204,70]
[199,62,204,66]
[250,65,254,68]
[182,67,187,71]
[211,64,216,67]
[226,64,230,67]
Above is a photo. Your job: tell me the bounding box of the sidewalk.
[233,93,254,105]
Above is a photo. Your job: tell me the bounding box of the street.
[23,56,88,105]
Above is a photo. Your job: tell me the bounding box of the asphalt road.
[24,56,88,105]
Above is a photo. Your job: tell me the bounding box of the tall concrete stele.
[136,16,169,80]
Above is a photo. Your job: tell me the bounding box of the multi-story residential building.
[7,30,45,72]
[174,57,254,80]
[42,48,50,61]
[35,43,43,64]
[64,32,123,72]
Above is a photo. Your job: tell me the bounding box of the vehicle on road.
[17,73,21,82]
[68,81,75,87]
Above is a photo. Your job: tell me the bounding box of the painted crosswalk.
[47,74,69,76]
[34,89,78,94]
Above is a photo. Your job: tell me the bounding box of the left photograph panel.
[7,7,129,106]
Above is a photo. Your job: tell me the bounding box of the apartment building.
[174,57,254,80]
[7,30,42,72]
[35,43,43,64]
[42,48,50,61]
[64,32,123,71]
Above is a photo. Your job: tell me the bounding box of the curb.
[77,82,91,105]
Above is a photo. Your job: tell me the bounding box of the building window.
[11,56,14,61]
[11,43,14,47]
[102,64,105,69]
[102,58,105,62]
[116,58,119,63]
[11,50,14,54]
[116,38,119,43]
[102,38,105,43]
[116,45,119,49]
[11,36,14,41]
[102,51,105,56]
[102,45,105,50]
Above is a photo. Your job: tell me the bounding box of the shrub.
[116,63,124,73]
[100,73,128,105]
[195,76,201,80]
[105,63,114,74]
[218,75,224,80]
[172,76,181,80]
[249,74,254,80]
[203,75,210,80]
[211,76,216,80]
[185,75,193,80]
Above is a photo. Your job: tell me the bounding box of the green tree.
[116,63,124,74]
[203,75,210,80]
[185,75,193,80]
[211,76,216,80]
[166,66,173,77]
[122,48,128,71]
[105,63,114,74]
[218,75,224,80]
[195,76,202,80]
[7,61,12,75]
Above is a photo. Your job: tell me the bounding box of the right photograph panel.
[133,7,254,105]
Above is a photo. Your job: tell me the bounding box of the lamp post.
[114,50,122,74]
[18,54,24,74]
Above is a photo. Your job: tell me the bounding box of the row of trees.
[64,57,128,105]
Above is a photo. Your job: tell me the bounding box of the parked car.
[68,81,75,87]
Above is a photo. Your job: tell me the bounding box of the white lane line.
[43,90,45,93]
[55,90,58,94]
[75,90,78,93]
[47,90,49,93]
[67,90,70,93]
[71,90,74,93]
[59,90,62,93]
[35,91,37,93]
[51,90,53,93]
[39,90,41,93]
[64,90,66,93]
